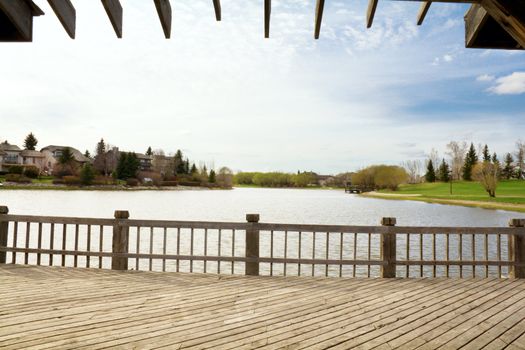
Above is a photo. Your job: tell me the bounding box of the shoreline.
[361,191,525,214]
[0,184,221,191]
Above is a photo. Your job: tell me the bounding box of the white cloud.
[476,74,495,82]
[488,72,525,95]
[443,54,453,62]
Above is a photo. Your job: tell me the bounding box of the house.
[105,147,153,173]
[152,154,174,176]
[40,145,90,174]
[0,142,22,172]
[0,142,45,173]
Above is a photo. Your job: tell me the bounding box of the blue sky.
[0,0,524,174]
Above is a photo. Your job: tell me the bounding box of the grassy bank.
[362,180,525,213]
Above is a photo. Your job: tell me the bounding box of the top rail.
[1,214,525,235]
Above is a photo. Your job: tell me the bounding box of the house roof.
[41,145,89,163]
[20,150,45,158]
[0,142,21,152]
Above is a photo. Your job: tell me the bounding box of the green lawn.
[375,180,525,208]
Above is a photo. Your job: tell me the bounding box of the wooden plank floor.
[1,265,525,349]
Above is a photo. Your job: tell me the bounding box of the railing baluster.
[298,231,302,276]
[485,233,489,278]
[61,224,66,267]
[497,233,501,278]
[190,228,194,273]
[86,225,91,268]
[284,230,288,276]
[176,227,180,273]
[367,233,371,278]
[12,221,18,264]
[231,229,235,274]
[136,226,141,271]
[339,232,343,278]
[204,228,208,273]
[99,225,103,269]
[37,223,42,266]
[74,224,79,268]
[25,222,30,265]
[149,227,154,272]
[217,229,222,274]
[432,233,436,277]
[325,232,329,277]
[270,230,274,276]
[353,232,357,278]
[406,233,410,278]
[162,227,167,272]
[459,233,463,278]
[472,233,475,277]
[419,233,423,277]
[312,232,316,277]
[445,233,449,278]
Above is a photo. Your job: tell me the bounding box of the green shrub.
[126,178,139,187]
[63,176,81,186]
[5,174,31,183]
[79,164,95,186]
[8,165,24,175]
[24,166,40,179]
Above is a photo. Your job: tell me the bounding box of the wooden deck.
[1,265,525,349]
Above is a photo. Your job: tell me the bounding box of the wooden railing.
[1,205,525,278]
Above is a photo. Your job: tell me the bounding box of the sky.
[0,0,524,174]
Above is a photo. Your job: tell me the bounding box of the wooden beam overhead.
[0,0,34,41]
[314,0,325,39]
[212,0,221,21]
[264,0,271,38]
[417,1,432,25]
[154,0,171,39]
[366,0,379,28]
[480,0,525,48]
[101,0,123,39]
[48,0,76,39]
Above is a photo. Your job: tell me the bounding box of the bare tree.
[427,148,440,171]
[446,141,468,180]
[401,160,423,184]
[516,140,525,180]
[473,162,499,197]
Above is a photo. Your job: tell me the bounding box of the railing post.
[112,210,130,271]
[381,217,397,278]
[245,214,260,276]
[509,218,525,278]
[0,206,9,264]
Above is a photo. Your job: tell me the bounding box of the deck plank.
[0,265,524,350]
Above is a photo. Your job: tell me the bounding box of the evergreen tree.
[116,152,140,180]
[492,152,498,164]
[84,150,91,158]
[208,169,216,183]
[59,147,75,165]
[425,160,436,183]
[79,163,95,186]
[462,143,478,181]
[24,132,38,150]
[438,159,450,182]
[184,159,190,174]
[482,144,491,162]
[201,165,208,177]
[190,163,198,175]
[146,146,153,156]
[502,153,514,180]
[173,150,185,175]
[94,138,107,175]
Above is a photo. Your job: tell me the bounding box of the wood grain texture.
[0,265,524,349]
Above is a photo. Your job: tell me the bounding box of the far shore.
[361,188,525,214]
[0,183,224,191]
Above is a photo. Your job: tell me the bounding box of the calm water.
[0,187,522,225]
[2,188,523,278]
